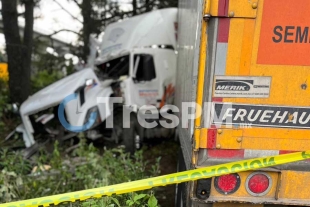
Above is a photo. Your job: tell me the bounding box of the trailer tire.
[112,109,124,144]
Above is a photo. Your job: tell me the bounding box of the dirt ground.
[143,140,179,207]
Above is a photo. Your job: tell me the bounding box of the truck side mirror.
[12,103,19,115]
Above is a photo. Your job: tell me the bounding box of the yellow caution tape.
[2,151,310,207]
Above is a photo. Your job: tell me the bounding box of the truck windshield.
[97,55,129,79]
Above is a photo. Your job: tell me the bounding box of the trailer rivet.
[301,83,307,90]
[217,129,223,134]
[237,137,242,143]
[252,3,258,9]
[216,144,221,149]
[203,14,211,21]
[229,11,234,17]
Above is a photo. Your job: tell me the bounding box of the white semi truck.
[10,8,178,155]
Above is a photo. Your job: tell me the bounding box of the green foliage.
[0,79,9,132]
[0,140,160,206]
[31,38,76,93]
[81,193,158,207]
[0,79,19,138]
[31,69,63,93]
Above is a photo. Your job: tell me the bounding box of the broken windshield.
[97,55,129,79]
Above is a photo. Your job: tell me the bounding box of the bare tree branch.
[96,0,156,28]
[72,0,81,8]
[53,0,83,24]
[34,29,82,53]
[35,29,81,41]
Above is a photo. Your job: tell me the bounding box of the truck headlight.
[84,106,101,128]
[85,79,95,86]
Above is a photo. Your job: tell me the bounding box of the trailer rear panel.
[176,0,310,206]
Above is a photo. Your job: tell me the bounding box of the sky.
[34,0,82,44]
[0,1,82,52]
[0,0,132,52]
[31,0,131,43]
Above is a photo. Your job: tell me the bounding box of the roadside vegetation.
[0,1,179,205]
[0,138,161,206]
[0,65,179,207]
[0,76,162,206]
[0,79,17,139]
[0,54,179,206]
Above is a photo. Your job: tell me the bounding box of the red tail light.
[246,172,272,196]
[214,173,240,195]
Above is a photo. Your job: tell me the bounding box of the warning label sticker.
[257,0,310,66]
[213,76,271,98]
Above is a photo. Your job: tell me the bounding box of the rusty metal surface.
[192,168,310,206]
[278,171,310,201]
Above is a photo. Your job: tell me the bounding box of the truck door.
[129,53,160,107]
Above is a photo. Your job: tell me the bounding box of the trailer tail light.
[214,173,240,195]
[246,172,272,196]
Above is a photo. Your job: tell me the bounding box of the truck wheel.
[123,113,141,154]
[112,110,124,144]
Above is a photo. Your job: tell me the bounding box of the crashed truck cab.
[18,69,105,147]
[17,8,178,148]
[97,8,177,107]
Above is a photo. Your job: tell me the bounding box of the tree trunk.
[145,0,151,12]
[81,0,92,63]
[1,0,28,103]
[132,0,137,15]
[22,0,35,100]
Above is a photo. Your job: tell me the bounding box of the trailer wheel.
[123,113,141,154]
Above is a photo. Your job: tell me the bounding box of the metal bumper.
[193,160,310,206]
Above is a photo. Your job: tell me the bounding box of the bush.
[31,70,63,94]
[0,140,161,206]
[0,79,9,134]
[0,79,19,139]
